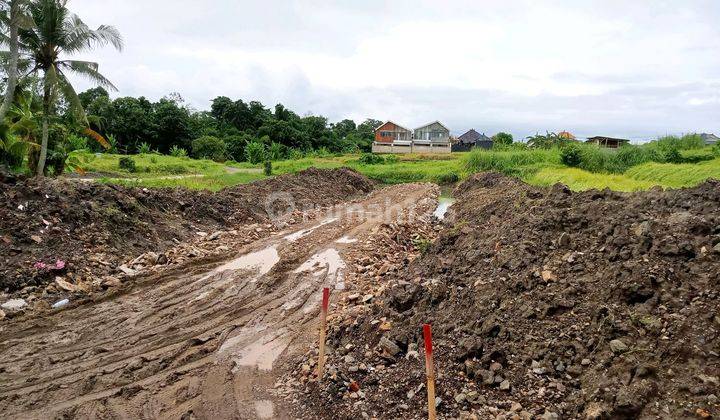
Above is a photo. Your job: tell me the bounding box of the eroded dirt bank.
[289,173,719,419]
[0,173,440,419]
[0,168,373,298]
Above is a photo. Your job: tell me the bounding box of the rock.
[362,294,374,303]
[216,245,230,252]
[541,270,557,282]
[696,374,719,386]
[207,231,223,241]
[0,309,4,319]
[510,402,523,412]
[33,300,51,311]
[713,242,720,253]
[379,321,392,331]
[499,379,510,391]
[477,369,494,385]
[581,358,592,366]
[348,381,360,392]
[490,362,503,372]
[118,265,137,276]
[558,232,570,247]
[301,364,311,375]
[406,350,420,360]
[101,276,122,288]
[1,298,28,311]
[541,411,559,420]
[347,293,360,301]
[54,277,76,292]
[30,235,42,243]
[609,339,629,354]
[634,221,651,237]
[156,253,168,265]
[378,336,401,356]
[454,393,466,403]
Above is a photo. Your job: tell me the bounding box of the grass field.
[70,149,720,192]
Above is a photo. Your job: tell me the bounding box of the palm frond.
[83,126,109,149]
[59,59,117,90]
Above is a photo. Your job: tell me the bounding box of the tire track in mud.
[0,183,438,419]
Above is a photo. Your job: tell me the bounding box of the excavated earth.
[288,172,720,420]
[0,167,441,419]
[0,167,373,295]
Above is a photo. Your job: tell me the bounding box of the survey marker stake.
[317,287,330,381]
[423,323,436,420]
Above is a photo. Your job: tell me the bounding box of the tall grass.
[624,158,720,188]
[464,148,561,177]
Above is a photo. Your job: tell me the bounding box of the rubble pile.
[290,173,720,419]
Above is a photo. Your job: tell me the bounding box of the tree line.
[79,88,381,162]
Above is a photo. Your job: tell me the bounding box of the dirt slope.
[0,168,373,293]
[0,181,439,419]
[292,173,720,419]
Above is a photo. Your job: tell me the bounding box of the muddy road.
[0,183,438,419]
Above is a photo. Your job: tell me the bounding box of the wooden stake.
[423,323,436,420]
[316,287,330,381]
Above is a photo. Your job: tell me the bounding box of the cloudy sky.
[69,0,720,141]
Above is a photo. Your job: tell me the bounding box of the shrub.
[653,134,704,151]
[224,134,251,161]
[169,145,188,157]
[561,144,582,167]
[384,154,399,164]
[492,132,513,146]
[66,134,88,151]
[245,141,266,164]
[264,160,273,176]
[150,155,158,164]
[268,142,286,161]
[192,136,226,161]
[288,148,304,160]
[358,153,386,164]
[119,156,137,172]
[137,142,151,154]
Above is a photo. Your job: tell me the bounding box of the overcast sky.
[69,0,720,141]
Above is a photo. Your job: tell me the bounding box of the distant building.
[372,120,451,154]
[700,133,719,146]
[558,131,577,141]
[452,129,493,152]
[413,121,450,143]
[374,121,412,143]
[585,136,630,149]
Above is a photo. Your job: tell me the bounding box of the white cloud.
[66,0,720,139]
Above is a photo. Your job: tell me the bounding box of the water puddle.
[283,218,337,242]
[254,400,275,419]
[294,248,346,290]
[335,236,357,244]
[433,196,456,219]
[220,325,290,371]
[199,246,279,282]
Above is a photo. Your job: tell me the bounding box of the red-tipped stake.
[317,287,330,381]
[423,323,436,420]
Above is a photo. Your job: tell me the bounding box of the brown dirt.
[288,173,720,419]
[0,168,373,294]
[0,175,439,419]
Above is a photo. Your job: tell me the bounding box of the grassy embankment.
[73,144,720,192]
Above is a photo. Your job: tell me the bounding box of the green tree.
[152,98,191,152]
[16,0,122,175]
[191,135,226,161]
[492,132,513,146]
[331,119,356,138]
[357,118,382,140]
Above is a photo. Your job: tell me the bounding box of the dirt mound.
[295,172,720,419]
[0,168,373,293]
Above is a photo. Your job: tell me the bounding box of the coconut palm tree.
[0,0,31,123]
[15,0,122,176]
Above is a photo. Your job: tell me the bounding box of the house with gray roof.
[700,133,719,146]
[452,129,493,152]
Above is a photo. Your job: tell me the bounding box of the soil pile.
[295,173,720,419]
[0,168,373,293]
